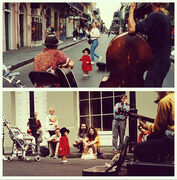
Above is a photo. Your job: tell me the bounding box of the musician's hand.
[130,3,136,12]
[139,118,148,130]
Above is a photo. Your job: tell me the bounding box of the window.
[79,91,125,131]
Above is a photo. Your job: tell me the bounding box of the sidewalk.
[4,146,133,160]
[3,38,86,71]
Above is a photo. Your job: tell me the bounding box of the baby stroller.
[2,115,41,161]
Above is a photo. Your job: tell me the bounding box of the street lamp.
[28,91,37,140]
[129,91,137,152]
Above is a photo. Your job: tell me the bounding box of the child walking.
[58,127,70,164]
[78,48,92,78]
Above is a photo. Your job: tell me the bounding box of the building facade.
[3,2,97,52]
[3,91,157,149]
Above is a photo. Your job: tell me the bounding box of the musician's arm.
[128,3,136,33]
[148,99,170,133]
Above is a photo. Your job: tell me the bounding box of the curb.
[9,38,87,71]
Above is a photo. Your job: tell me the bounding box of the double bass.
[99,32,152,87]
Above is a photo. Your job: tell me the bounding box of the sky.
[96,1,121,29]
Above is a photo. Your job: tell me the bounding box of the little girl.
[78,48,92,77]
[58,127,70,164]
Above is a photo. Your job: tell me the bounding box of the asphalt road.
[3,33,174,88]
[3,157,113,176]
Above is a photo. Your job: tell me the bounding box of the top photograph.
[3,2,174,88]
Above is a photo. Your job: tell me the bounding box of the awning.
[67,3,84,14]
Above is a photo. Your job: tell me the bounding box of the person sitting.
[81,127,101,160]
[33,34,74,87]
[138,124,151,143]
[47,128,60,159]
[134,91,174,162]
[73,123,87,153]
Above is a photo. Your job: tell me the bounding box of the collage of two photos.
[2,1,175,178]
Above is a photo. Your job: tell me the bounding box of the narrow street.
[3,33,174,88]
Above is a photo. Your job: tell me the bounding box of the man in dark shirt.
[128,3,172,87]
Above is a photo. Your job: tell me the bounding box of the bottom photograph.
[2,91,174,177]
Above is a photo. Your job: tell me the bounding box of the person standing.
[78,48,92,78]
[46,107,58,136]
[90,22,102,64]
[128,3,172,87]
[58,127,70,164]
[112,94,130,154]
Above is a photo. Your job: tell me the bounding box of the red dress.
[58,136,70,156]
[80,55,92,72]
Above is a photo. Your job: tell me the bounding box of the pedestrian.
[128,3,172,87]
[47,128,60,159]
[134,91,174,162]
[58,127,70,164]
[78,48,92,78]
[45,24,52,36]
[46,107,58,136]
[112,94,130,154]
[33,34,74,82]
[73,123,87,153]
[81,127,101,160]
[90,22,102,64]
[79,28,83,39]
[85,27,90,40]
[73,28,78,41]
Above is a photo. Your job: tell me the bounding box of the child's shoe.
[61,160,70,164]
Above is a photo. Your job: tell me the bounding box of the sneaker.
[98,56,102,62]
[91,61,95,65]
[85,74,90,77]
[61,160,70,164]
[53,155,58,159]
[47,154,52,158]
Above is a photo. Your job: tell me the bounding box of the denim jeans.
[112,119,126,151]
[90,39,100,62]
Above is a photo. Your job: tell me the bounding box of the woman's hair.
[86,127,98,140]
[152,3,169,15]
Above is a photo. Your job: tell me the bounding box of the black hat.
[43,34,59,46]
[60,127,70,136]
[82,48,90,54]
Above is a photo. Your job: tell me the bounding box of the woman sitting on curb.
[81,127,101,160]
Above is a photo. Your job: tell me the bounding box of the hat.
[60,127,70,135]
[82,48,90,54]
[27,129,32,133]
[43,34,59,46]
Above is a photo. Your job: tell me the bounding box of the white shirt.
[46,114,58,131]
[90,27,100,40]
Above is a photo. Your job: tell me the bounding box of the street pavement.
[3,157,115,176]
[3,33,174,88]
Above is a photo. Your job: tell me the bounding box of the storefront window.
[79,91,125,131]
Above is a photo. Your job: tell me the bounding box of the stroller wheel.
[25,156,31,161]
[7,156,12,161]
[35,155,41,162]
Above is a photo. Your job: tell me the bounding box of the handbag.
[88,39,92,44]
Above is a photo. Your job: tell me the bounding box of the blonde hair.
[49,107,55,112]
